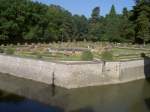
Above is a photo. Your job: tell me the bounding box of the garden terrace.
[0,42,150,61]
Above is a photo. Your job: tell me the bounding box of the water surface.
[0,73,150,112]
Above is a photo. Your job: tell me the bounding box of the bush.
[0,48,4,53]
[101,51,113,61]
[5,48,15,55]
[36,53,42,59]
[81,50,93,61]
[32,52,42,59]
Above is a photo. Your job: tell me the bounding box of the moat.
[0,73,150,112]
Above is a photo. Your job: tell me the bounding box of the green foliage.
[136,12,150,43]
[32,52,42,59]
[90,7,100,23]
[5,48,15,55]
[102,5,123,42]
[81,51,93,61]
[36,53,42,59]
[132,0,150,44]
[0,48,4,53]
[101,51,113,61]
[0,0,149,44]
[109,5,117,17]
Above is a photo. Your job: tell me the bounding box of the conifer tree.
[133,0,150,44]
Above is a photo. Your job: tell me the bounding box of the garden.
[0,42,150,61]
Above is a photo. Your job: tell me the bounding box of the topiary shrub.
[101,51,113,61]
[36,53,42,59]
[5,48,15,55]
[32,52,42,59]
[0,48,4,53]
[81,50,93,61]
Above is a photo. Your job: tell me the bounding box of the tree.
[90,7,100,23]
[134,0,150,4]
[0,0,149,44]
[102,5,122,42]
[88,7,103,41]
[120,8,135,43]
[136,11,150,45]
[72,15,88,41]
[123,7,129,18]
[109,5,117,17]
[132,0,150,44]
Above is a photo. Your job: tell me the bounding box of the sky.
[33,0,135,17]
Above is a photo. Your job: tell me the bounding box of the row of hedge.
[3,46,146,61]
[0,47,114,61]
[0,47,15,55]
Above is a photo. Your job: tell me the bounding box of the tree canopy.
[0,0,150,44]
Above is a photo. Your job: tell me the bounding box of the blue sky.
[33,0,135,17]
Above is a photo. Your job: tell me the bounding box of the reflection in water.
[0,73,150,112]
[51,72,56,97]
[0,73,66,112]
[145,98,150,110]
[141,53,150,79]
[0,90,24,102]
[70,107,94,112]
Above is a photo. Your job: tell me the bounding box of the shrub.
[5,48,15,55]
[101,51,113,61]
[32,52,42,59]
[36,53,42,59]
[81,50,93,61]
[0,48,4,53]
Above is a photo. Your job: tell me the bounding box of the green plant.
[5,48,15,55]
[36,53,42,59]
[30,51,43,59]
[101,50,113,61]
[0,48,4,53]
[81,50,93,61]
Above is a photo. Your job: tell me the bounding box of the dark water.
[0,74,150,112]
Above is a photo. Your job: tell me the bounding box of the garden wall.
[0,54,150,89]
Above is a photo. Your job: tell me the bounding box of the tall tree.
[88,7,103,41]
[132,0,150,44]
[136,11,150,44]
[119,8,135,43]
[109,5,117,17]
[1,0,150,44]
[90,7,100,23]
[102,5,122,42]
[135,0,150,4]
[72,15,88,41]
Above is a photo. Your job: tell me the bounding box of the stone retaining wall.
[0,54,150,89]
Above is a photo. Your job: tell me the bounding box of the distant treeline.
[0,0,150,44]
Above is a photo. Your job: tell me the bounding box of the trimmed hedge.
[5,48,15,55]
[81,50,93,61]
[101,51,113,61]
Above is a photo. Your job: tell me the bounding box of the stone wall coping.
[0,54,146,65]
[0,54,102,65]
